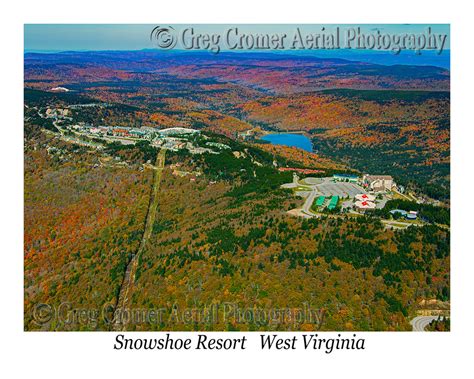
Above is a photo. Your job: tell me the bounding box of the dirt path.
[112,148,166,331]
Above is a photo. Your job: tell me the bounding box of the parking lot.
[315,181,366,198]
[302,177,323,185]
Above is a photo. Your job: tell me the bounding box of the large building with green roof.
[315,196,326,207]
[327,196,339,210]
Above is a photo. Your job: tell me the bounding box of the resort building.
[158,127,200,136]
[363,174,394,192]
[389,209,408,217]
[354,200,376,212]
[315,196,326,207]
[389,209,418,220]
[130,129,148,138]
[112,127,130,137]
[355,193,376,202]
[328,196,339,210]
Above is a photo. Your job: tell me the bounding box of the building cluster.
[151,129,230,154]
[45,107,71,120]
[236,129,255,141]
[70,123,195,141]
[314,195,339,211]
[362,174,394,192]
[75,124,156,139]
[69,123,231,155]
[331,173,396,213]
[333,173,395,192]
[353,193,377,212]
[389,209,418,220]
[330,175,418,220]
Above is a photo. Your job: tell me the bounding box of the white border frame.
[2,0,473,377]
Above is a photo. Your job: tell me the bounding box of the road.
[302,189,318,216]
[381,219,413,230]
[52,119,103,149]
[112,148,166,331]
[410,316,438,331]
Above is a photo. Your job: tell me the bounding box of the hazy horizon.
[24,47,451,70]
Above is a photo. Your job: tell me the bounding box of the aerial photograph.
[24,24,450,332]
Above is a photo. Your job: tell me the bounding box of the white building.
[355,193,376,202]
[50,86,70,92]
[363,175,394,192]
[354,200,376,212]
[158,127,200,136]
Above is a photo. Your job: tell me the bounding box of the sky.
[24,24,450,52]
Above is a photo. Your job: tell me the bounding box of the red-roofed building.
[112,128,130,137]
[355,193,375,202]
[354,200,376,212]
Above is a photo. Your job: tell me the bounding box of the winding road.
[302,189,318,216]
[410,316,438,331]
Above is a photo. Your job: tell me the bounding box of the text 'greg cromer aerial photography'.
[24,24,450,332]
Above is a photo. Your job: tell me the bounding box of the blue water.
[261,133,313,152]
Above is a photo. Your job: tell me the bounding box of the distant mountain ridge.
[24,50,449,93]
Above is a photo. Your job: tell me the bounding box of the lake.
[261,133,313,152]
